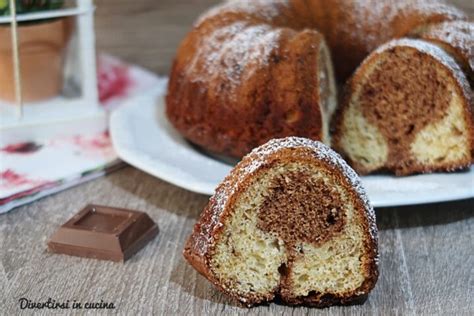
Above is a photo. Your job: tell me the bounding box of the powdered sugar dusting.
[196,0,286,27]
[246,137,374,214]
[186,21,280,99]
[418,20,474,70]
[338,0,465,52]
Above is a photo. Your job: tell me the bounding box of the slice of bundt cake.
[166,20,337,157]
[183,137,378,307]
[412,21,473,86]
[332,39,473,176]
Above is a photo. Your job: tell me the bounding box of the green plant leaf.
[0,0,8,15]
[0,0,64,17]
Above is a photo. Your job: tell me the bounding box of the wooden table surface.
[2,1,474,315]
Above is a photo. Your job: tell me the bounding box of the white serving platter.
[110,87,474,207]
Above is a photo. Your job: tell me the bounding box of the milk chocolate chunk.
[48,204,158,262]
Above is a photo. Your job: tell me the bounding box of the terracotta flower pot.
[0,17,72,103]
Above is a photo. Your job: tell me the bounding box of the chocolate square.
[48,204,159,262]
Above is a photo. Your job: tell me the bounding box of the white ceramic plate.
[110,87,474,207]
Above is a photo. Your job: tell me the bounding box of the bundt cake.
[184,137,378,307]
[166,0,467,159]
[332,39,473,176]
[412,20,474,86]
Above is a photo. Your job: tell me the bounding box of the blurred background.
[95,0,220,75]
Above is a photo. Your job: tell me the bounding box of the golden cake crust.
[166,25,328,157]
[183,137,378,306]
[414,20,474,85]
[294,0,466,79]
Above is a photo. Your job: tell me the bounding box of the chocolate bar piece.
[48,204,158,262]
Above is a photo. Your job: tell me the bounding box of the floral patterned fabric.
[0,54,166,213]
